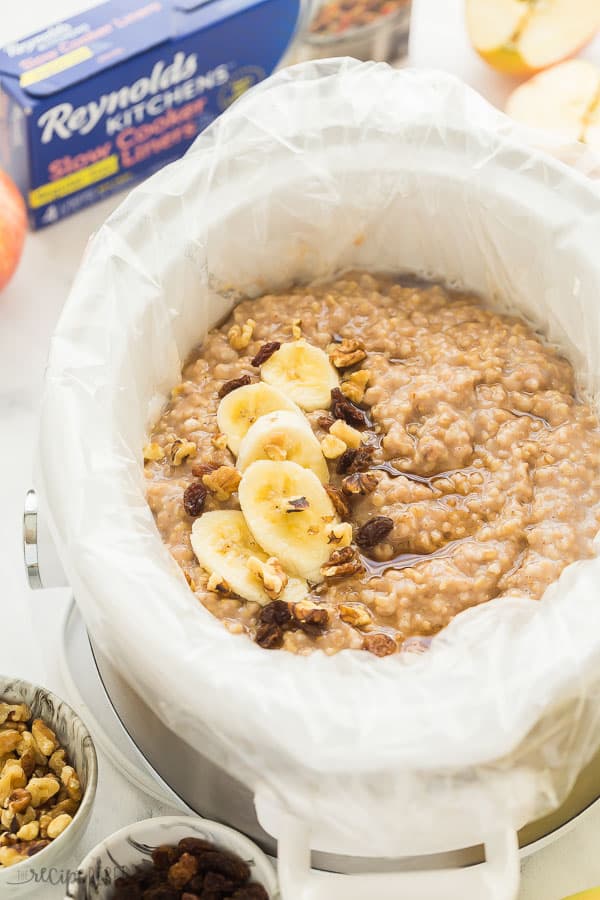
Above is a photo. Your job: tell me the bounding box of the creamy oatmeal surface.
[144,273,600,656]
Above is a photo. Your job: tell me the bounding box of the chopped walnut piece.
[330,419,362,449]
[168,851,199,889]
[16,821,39,842]
[291,600,329,630]
[228,318,255,351]
[321,434,346,459]
[143,442,165,462]
[339,604,372,627]
[321,546,364,578]
[0,846,27,867]
[0,731,20,757]
[170,439,197,466]
[47,750,66,777]
[342,472,378,495]
[326,522,353,547]
[27,776,60,808]
[202,465,241,500]
[212,433,229,450]
[248,556,288,600]
[0,705,31,725]
[0,761,26,806]
[363,633,397,657]
[328,338,367,369]
[8,789,31,815]
[340,369,371,403]
[324,484,350,518]
[207,573,233,595]
[191,462,219,478]
[317,414,335,431]
[60,766,82,802]
[46,814,72,840]
[251,341,281,367]
[218,374,253,398]
[31,720,58,758]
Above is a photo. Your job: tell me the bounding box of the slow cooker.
[27,60,600,900]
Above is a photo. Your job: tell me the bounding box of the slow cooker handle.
[277,815,520,900]
[23,489,69,590]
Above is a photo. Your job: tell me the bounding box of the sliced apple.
[467,0,600,76]
[506,60,600,148]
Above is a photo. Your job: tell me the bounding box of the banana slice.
[237,410,329,483]
[217,382,304,456]
[260,340,339,412]
[191,510,307,606]
[239,460,342,583]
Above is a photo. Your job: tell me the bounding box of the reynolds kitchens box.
[0,0,299,228]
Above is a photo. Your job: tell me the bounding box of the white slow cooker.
[34,60,600,900]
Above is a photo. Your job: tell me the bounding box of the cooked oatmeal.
[144,273,600,655]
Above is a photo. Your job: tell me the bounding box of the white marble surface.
[2,1,600,897]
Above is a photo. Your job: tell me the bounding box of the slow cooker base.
[65,601,600,873]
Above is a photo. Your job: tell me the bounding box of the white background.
[2,1,600,897]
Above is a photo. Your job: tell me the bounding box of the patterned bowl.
[65,815,279,899]
[0,675,98,898]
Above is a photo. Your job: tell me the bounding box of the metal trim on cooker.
[87,626,600,874]
[23,489,42,590]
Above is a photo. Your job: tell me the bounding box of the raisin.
[232,885,270,900]
[355,516,394,548]
[183,481,207,517]
[336,445,373,474]
[178,837,218,856]
[203,870,237,892]
[324,484,349,518]
[142,888,179,900]
[330,387,371,429]
[259,600,293,629]
[251,341,281,367]
[196,850,251,883]
[255,623,284,649]
[363,633,397,657]
[218,374,253,398]
[152,844,180,869]
[114,876,144,900]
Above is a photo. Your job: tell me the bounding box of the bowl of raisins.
[65,815,278,899]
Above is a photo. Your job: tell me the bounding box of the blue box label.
[0,0,299,228]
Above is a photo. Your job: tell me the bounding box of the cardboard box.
[0,0,299,228]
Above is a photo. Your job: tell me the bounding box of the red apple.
[466,0,600,76]
[0,169,26,291]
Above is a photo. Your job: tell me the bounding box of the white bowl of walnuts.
[0,675,97,897]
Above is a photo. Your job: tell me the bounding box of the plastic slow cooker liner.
[38,60,600,864]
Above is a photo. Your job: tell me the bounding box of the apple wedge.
[467,0,600,76]
[506,60,600,148]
